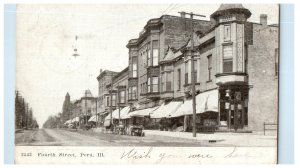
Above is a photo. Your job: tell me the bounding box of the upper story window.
[147,77,151,93]
[224,25,231,42]
[128,86,137,100]
[132,61,137,78]
[166,72,172,91]
[223,45,233,73]
[177,69,181,91]
[275,48,278,76]
[207,55,212,81]
[147,43,151,66]
[106,96,110,106]
[111,94,116,106]
[119,90,125,103]
[152,76,159,92]
[152,40,159,66]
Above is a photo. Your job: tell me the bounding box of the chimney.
[180,11,186,18]
[260,14,267,26]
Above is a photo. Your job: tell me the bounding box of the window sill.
[206,80,212,83]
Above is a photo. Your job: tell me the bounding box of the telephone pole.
[179,11,205,137]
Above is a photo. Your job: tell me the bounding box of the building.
[96,69,119,126]
[98,4,278,132]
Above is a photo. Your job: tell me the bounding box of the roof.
[211,4,251,19]
[84,89,93,98]
[96,70,118,81]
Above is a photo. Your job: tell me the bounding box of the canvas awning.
[88,115,97,122]
[71,117,79,123]
[150,101,183,118]
[104,119,111,127]
[129,106,159,117]
[64,120,71,125]
[104,106,131,120]
[119,106,131,119]
[170,89,218,117]
[104,109,118,120]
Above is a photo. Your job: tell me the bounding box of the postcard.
[13,3,279,164]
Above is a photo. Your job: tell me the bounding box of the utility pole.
[95,97,98,127]
[179,11,205,137]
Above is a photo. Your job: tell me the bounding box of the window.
[152,40,159,66]
[119,90,125,103]
[147,44,151,66]
[166,72,172,91]
[106,96,110,106]
[128,87,132,99]
[147,77,151,93]
[208,55,212,81]
[223,45,233,73]
[132,86,137,99]
[111,95,116,106]
[152,77,159,92]
[177,69,181,90]
[132,62,137,78]
[224,25,231,41]
[275,48,278,76]
[161,74,165,91]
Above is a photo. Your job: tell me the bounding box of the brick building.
[97,4,278,132]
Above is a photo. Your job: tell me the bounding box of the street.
[15,129,219,146]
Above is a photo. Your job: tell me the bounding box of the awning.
[104,106,131,120]
[71,117,79,123]
[150,101,183,118]
[104,109,118,120]
[104,119,111,127]
[129,106,159,117]
[170,89,218,117]
[119,106,131,119]
[88,115,97,122]
[64,120,71,125]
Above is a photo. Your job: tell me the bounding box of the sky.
[15,4,279,126]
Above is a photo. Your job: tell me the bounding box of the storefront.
[218,85,249,131]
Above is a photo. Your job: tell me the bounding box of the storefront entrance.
[219,85,249,131]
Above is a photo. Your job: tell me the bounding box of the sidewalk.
[144,130,277,147]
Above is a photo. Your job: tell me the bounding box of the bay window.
[152,40,159,66]
[152,76,159,92]
[223,45,233,73]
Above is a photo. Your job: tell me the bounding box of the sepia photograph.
[12,3,279,164]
